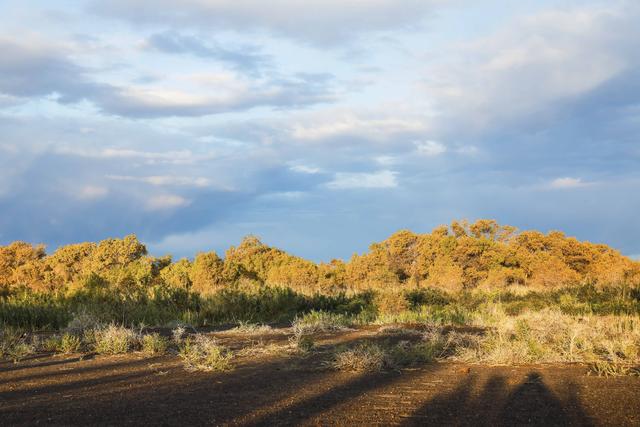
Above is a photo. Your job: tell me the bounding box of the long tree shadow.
[401,371,594,427]
[0,355,162,388]
[0,333,446,426]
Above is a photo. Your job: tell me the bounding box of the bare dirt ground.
[1,327,639,426]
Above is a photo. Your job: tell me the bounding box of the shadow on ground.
[1,331,638,426]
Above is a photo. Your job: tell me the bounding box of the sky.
[0,0,639,261]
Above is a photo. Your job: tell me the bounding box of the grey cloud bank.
[0,0,638,261]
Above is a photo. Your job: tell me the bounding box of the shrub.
[94,325,139,355]
[0,327,34,362]
[172,326,187,344]
[142,333,168,356]
[59,333,82,354]
[292,311,352,336]
[7,342,35,363]
[329,343,388,372]
[179,334,232,372]
[293,334,315,353]
[66,311,102,335]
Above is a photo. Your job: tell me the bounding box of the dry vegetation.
[1,220,639,375]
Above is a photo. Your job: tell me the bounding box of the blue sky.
[1,0,639,261]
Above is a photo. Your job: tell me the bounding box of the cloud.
[0,39,335,118]
[146,194,191,210]
[290,113,427,142]
[549,177,589,189]
[77,185,109,200]
[96,73,335,118]
[290,165,321,174]
[415,140,446,156]
[106,175,212,188]
[92,0,447,47]
[326,170,398,190]
[425,4,640,136]
[144,31,270,75]
[60,147,206,165]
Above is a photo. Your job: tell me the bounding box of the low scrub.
[292,311,352,336]
[141,333,168,356]
[58,333,82,354]
[455,306,640,366]
[94,325,139,355]
[329,343,389,372]
[0,327,35,362]
[179,334,233,372]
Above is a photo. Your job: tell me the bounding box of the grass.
[141,333,169,356]
[328,343,388,372]
[179,334,233,372]
[0,326,35,362]
[1,283,639,375]
[292,310,353,336]
[94,325,139,355]
[58,333,82,354]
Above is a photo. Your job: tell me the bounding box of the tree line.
[1,219,638,298]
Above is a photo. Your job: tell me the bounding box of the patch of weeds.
[236,340,290,357]
[377,325,423,336]
[228,321,274,335]
[66,311,102,335]
[58,333,82,354]
[589,361,640,377]
[7,342,35,363]
[94,324,139,355]
[42,335,62,352]
[179,334,233,372]
[0,327,34,362]
[292,311,352,336]
[141,333,168,356]
[172,326,187,344]
[328,342,388,372]
[293,334,315,353]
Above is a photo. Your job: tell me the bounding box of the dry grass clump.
[0,327,35,362]
[94,324,140,355]
[327,338,447,372]
[329,343,389,372]
[223,322,275,335]
[377,325,424,336]
[292,311,352,336]
[58,333,82,354]
[141,333,168,356]
[455,304,640,368]
[172,326,187,344]
[66,311,102,335]
[179,334,233,372]
[236,340,292,357]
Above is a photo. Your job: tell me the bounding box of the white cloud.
[57,147,210,165]
[424,4,640,134]
[146,194,190,210]
[290,165,321,174]
[77,185,108,200]
[549,177,588,189]
[374,156,399,166]
[326,170,398,190]
[291,114,426,142]
[456,145,479,155]
[258,191,307,201]
[415,140,446,157]
[94,0,446,46]
[106,175,211,188]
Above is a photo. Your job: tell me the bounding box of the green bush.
[94,325,139,355]
[141,333,168,356]
[179,334,232,371]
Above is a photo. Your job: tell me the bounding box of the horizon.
[1,0,639,262]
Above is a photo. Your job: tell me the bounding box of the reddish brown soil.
[1,328,639,426]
